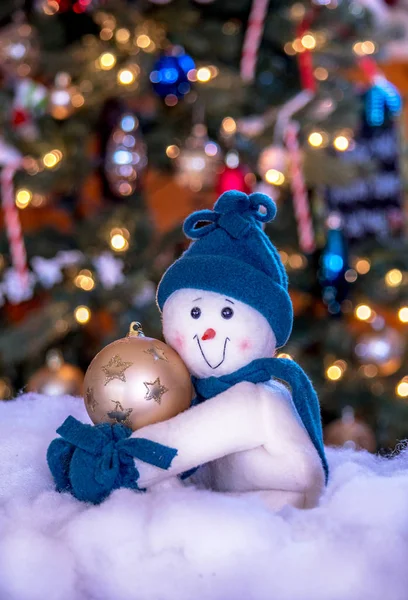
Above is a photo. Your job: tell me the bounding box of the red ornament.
[216,166,252,195]
[12,108,30,128]
[54,0,91,12]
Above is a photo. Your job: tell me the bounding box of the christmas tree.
[0,0,406,450]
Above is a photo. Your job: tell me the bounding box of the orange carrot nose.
[202,328,216,341]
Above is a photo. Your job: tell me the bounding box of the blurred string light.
[99,14,116,29]
[221,117,237,135]
[277,352,293,360]
[292,38,305,53]
[284,42,296,56]
[100,28,113,41]
[222,20,240,35]
[288,254,306,270]
[133,25,158,53]
[109,228,129,252]
[204,142,219,157]
[396,377,408,398]
[74,305,91,325]
[279,250,288,264]
[360,364,378,378]
[385,268,403,288]
[136,34,151,49]
[15,188,32,209]
[352,41,376,56]
[398,307,408,323]
[74,269,95,291]
[308,131,323,147]
[265,169,285,186]
[41,0,60,15]
[345,269,358,283]
[314,67,328,81]
[355,304,372,321]
[166,144,180,159]
[31,193,46,207]
[188,66,219,84]
[354,258,371,274]
[115,28,130,44]
[196,67,211,82]
[225,150,239,169]
[98,52,116,70]
[72,92,85,108]
[164,95,178,107]
[326,363,343,381]
[290,2,306,20]
[285,31,322,55]
[308,131,329,149]
[22,156,40,175]
[43,149,63,169]
[333,135,350,152]
[301,33,316,50]
[117,65,139,86]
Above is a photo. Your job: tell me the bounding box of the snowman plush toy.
[132,190,328,510]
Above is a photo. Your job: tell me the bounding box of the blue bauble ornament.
[150,53,195,99]
[319,218,349,315]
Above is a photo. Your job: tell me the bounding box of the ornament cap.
[46,349,64,371]
[127,321,145,338]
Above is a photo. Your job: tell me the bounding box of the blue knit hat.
[157,190,293,348]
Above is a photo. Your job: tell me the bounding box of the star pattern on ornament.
[107,400,133,426]
[101,354,132,386]
[144,377,168,405]
[85,387,98,412]
[144,345,169,362]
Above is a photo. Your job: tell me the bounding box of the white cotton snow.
[0,394,408,600]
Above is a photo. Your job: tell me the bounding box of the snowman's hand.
[131,381,265,488]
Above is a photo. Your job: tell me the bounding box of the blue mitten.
[47,416,178,504]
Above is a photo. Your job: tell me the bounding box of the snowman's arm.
[131,382,264,488]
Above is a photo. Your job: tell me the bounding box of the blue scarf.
[192,358,328,482]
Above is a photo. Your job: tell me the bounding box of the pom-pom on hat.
[157,190,293,348]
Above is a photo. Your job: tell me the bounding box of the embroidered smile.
[193,335,230,369]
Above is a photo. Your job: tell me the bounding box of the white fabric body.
[132,289,325,509]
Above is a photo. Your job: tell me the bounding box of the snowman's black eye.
[221,306,234,319]
[191,306,201,319]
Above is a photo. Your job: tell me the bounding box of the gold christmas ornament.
[83,322,193,430]
[175,125,222,193]
[324,407,376,452]
[27,349,84,396]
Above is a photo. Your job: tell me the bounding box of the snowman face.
[162,289,277,378]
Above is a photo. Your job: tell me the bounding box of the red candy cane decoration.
[284,121,315,253]
[240,0,270,83]
[295,12,317,92]
[1,163,29,291]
